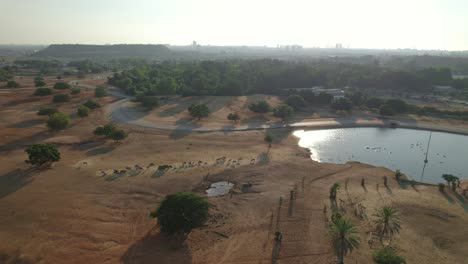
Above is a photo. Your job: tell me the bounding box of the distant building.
[287,86,346,99]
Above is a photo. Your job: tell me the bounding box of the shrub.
[141,96,160,110]
[52,94,70,103]
[285,94,306,110]
[6,80,20,88]
[70,87,81,95]
[94,86,107,98]
[227,112,240,123]
[109,129,128,141]
[272,104,294,120]
[25,144,60,167]
[77,105,90,117]
[188,103,210,119]
[33,87,53,96]
[83,100,101,109]
[150,192,210,234]
[37,106,58,116]
[248,100,270,113]
[53,82,70,90]
[372,246,406,264]
[35,80,46,87]
[94,123,116,136]
[380,104,394,116]
[46,112,70,131]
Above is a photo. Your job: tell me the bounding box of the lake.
[294,128,468,184]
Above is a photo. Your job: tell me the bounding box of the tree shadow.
[73,141,105,151]
[120,228,192,264]
[9,119,43,128]
[453,192,468,212]
[169,117,201,140]
[257,152,270,165]
[0,168,35,199]
[385,185,393,196]
[221,125,236,135]
[86,146,116,156]
[266,128,290,144]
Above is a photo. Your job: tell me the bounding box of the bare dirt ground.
[0,76,467,264]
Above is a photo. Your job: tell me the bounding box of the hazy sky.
[1,0,467,50]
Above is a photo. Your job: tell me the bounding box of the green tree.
[380,104,394,116]
[329,217,360,264]
[367,97,385,109]
[33,87,53,96]
[53,82,70,90]
[6,80,20,88]
[331,98,353,111]
[109,129,128,142]
[372,246,406,264]
[330,182,340,199]
[157,77,178,94]
[227,112,240,123]
[83,100,101,109]
[52,94,70,103]
[386,99,407,113]
[35,80,46,87]
[272,104,294,120]
[188,103,210,120]
[442,174,459,191]
[317,92,333,104]
[248,100,270,113]
[25,144,60,167]
[373,206,401,243]
[46,112,70,131]
[37,106,58,116]
[70,87,81,95]
[285,94,306,110]
[264,134,273,148]
[150,192,210,234]
[77,105,90,117]
[141,96,160,110]
[94,86,107,98]
[94,123,116,136]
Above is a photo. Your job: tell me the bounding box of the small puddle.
[206,181,234,197]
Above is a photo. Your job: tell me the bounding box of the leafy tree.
[6,80,20,88]
[157,77,178,94]
[53,82,70,90]
[272,104,294,120]
[346,90,368,107]
[367,97,385,109]
[330,182,340,199]
[380,104,394,116]
[83,100,101,109]
[94,123,116,136]
[372,246,406,264]
[442,174,459,191]
[70,87,81,95]
[331,98,353,111]
[285,94,306,110]
[25,144,60,167]
[35,80,46,87]
[438,183,445,192]
[37,106,58,116]
[317,92,333,104]
[46,112,70,131]
[248,100,270,113]
[264,134,273,148]
[188,103,210,120]
[141,96,159,110]
[77,105,90,117]
[52,94,70,103]
[109,129,128,142]
[94,86,107,98]
[386,99,407,113]
[227,112,240,123]
[373,206,401,243]
[150,192,210,234]
[329,217,360,264]
[33,87,53,96]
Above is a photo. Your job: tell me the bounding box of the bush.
[6,80,20,88]
[372,247,406,264]
[95,86,107,98]
[77,105,90,117]
[25,144,60,167]
[380,104,394,116]
[83,100,101,109]
[248,100,270,113]
[94,123,116,136]
[35,80,46,87]
[53,82,70,90]
[33,87,53,96]
[188,103,210,119]
[285,94,306,110]
[141,96,160,110]
[37,106,58,116]
[227,112,240,123]
[331,97,353,111]
[150,192,210,234]
[47,112,70,131]
[70,88,81,95]
[52,94,70,103]
[272,104,294,120]
[109,129,128,141]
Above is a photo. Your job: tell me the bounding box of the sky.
[0,0,467,50]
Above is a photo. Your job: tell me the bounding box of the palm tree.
[329,217,360,264]
[330,182,340,199]
[373,206,401,243]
